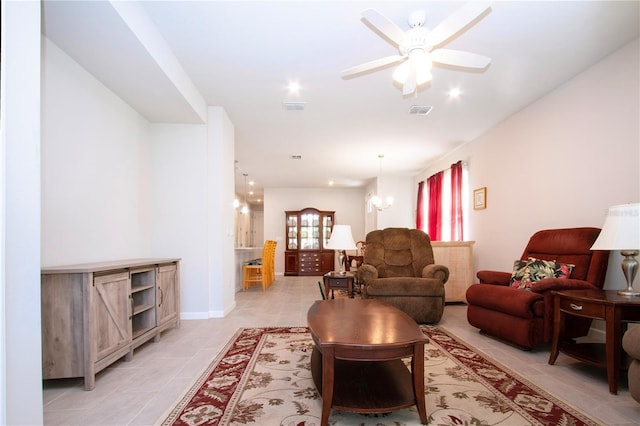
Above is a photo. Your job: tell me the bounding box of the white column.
[1,1,44,424]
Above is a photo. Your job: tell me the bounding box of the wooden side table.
[323,271,355,299]
[548,289,640,394]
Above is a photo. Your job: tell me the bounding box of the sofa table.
[548,289,640,394]
[307,299,428,426]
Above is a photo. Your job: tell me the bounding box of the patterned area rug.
[159,326,599,425]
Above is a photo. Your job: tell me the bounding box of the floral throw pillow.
[510,257,574,290]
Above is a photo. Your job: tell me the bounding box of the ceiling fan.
[341,3,492,96]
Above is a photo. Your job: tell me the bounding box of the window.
[417,161,469,241]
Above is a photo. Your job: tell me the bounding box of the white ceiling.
[42,1,640,203]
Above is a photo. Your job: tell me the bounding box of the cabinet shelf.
[132,284,154,293]
[133,303,154,315]
[132,326,154,340]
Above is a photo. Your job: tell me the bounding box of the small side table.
[548,289,640,394]
[323,271,355,299]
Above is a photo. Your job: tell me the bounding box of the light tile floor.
[43,276,640,425]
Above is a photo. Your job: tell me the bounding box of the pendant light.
[241,173,249,215]
[372,154,393,211]
[233,161,240,208]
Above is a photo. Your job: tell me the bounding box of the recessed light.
[448,88,462,98]
[287,82,301,94]
[328,181,334,186]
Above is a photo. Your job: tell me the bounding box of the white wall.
[1,1,44,424]
[263,178,415,275]
[41,42,237,321]
[150,124,209,317]
[41,39,152,265]
[375,175,415,230]
[264,188,366,274]
[147,112,237,320]
[206,107,236,317]
[416,38,640,291]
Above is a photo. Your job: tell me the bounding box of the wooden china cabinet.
[284,208,335,276]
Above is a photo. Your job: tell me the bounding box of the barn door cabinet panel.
[41,258,180,390]
[155,263,180,338]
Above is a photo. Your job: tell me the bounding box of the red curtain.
[450,161,463,240]
[416,180,425,230]
[427,171,443,240]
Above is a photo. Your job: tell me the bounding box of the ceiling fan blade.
[341,54,406,79]
[402,61,417,96]
[427,3,491,48]
[361,9,405,47]
[431,49,491,69]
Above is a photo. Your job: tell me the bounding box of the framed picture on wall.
[473,187,486,210]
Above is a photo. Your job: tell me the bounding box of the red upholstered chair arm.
[422,264,449,284]
[476,270,511,286]
[466,284,544,318]
[531,278,599,293]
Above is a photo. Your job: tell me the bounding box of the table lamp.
[325,225,357,274]
[591,203,640,296]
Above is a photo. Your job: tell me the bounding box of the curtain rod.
[421,161,467,182]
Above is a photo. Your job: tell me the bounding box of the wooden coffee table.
[307,299,428,426]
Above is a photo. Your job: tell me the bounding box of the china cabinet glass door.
[323,215,333,247]
[300,210,320,250]
[286,213,298,250]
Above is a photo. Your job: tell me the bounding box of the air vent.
[290,155,302,160]
[409,105,433,115]
[282,102,306,111]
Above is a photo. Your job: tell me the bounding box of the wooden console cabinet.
[41,258,180,390]
[431,241,474,303]
[284,208,335,276]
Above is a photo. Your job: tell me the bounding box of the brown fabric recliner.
[466,227,609,349]
[623,325,640,404]
[358,228,449,324]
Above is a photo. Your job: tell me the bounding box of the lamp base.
[618,250,639,297]
[618,288,640,297]
[338,251,346,275]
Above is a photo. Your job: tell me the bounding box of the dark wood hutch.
[284,208,335,276]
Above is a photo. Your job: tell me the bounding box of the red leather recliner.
[466,228,609,349]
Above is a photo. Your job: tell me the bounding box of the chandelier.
[371,154,393,211]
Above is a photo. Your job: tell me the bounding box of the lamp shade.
[591,203,640,250]
[325,225,357,250]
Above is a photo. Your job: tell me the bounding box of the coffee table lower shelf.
[311,348,417,414]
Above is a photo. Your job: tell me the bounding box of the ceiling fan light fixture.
[392,51,432,86]
[392,61,409,84]
[342,5,492,96]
